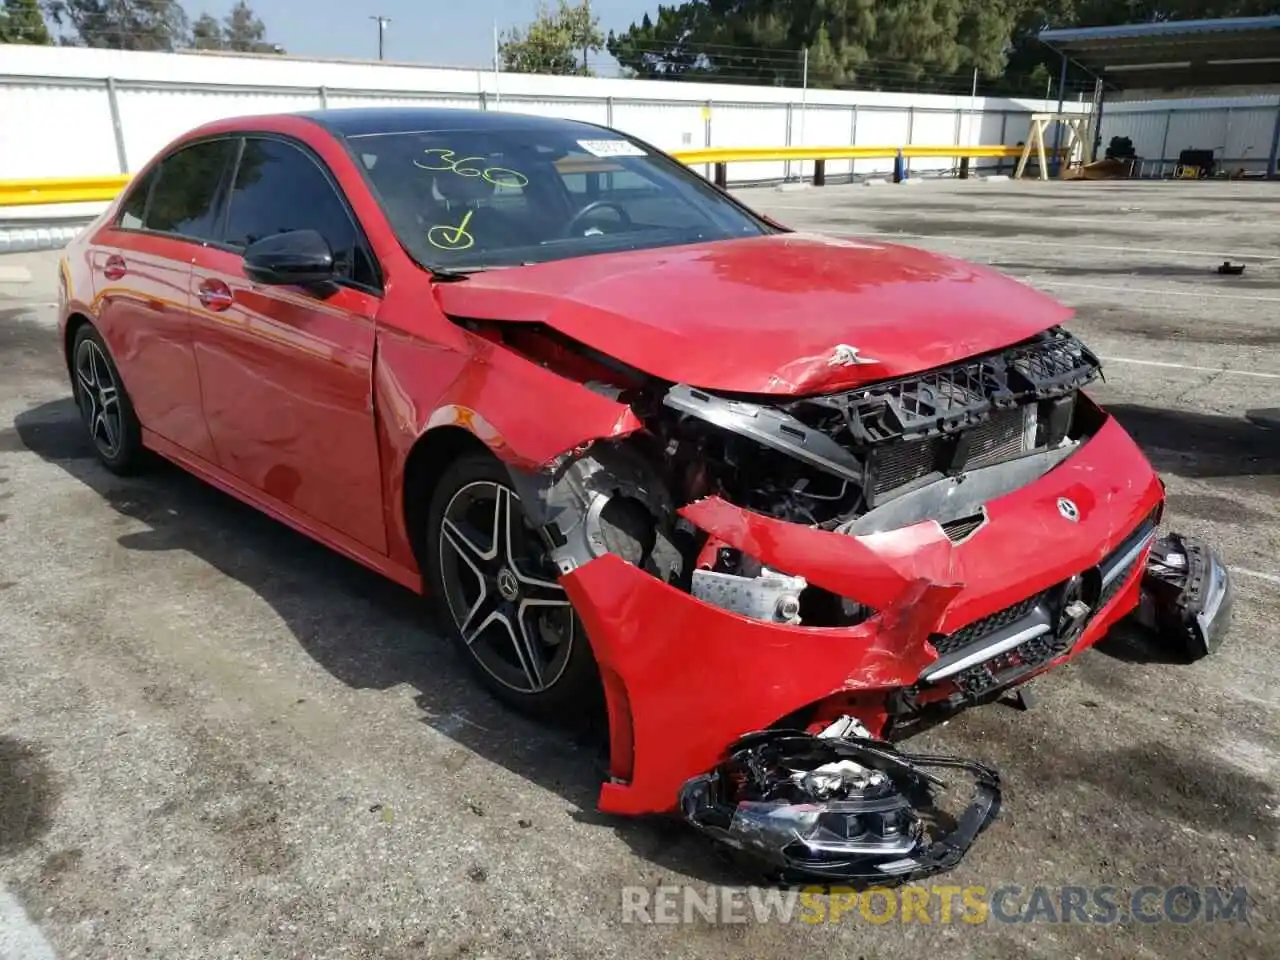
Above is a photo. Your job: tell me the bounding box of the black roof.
[298,106,610,139]
[1039,16,1280,92]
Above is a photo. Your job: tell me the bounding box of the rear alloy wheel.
[71,324,144,475]
[425,454,601,721]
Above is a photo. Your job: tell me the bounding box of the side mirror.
[243,229,334,286]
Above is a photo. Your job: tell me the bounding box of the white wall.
[1101,94,1280,175]
[0,44,1081,189]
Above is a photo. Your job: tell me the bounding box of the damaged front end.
[457,315,1232,878]
[680,720,1000,884]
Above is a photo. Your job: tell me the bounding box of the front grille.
[930,591,1046,658]
[941,513,985,543]
[924,510,1158,669]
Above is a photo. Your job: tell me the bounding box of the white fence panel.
[116,87,322,170]
[852,107,909,176]
[0,82,118,178]
[792,105,855,179]
[492,97,607,124]
[908,108,959,173]
[710,103,788,180]
[1224,106,1276,167]
[610,100,705,154]
[326,92,478,111]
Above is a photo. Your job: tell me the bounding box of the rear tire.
[70,323,145,475]
[424,452,602,724]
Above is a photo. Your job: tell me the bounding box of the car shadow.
[11,397,746,883]
[1105,403,1280,481]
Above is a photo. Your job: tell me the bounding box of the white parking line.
[1099,357,1280,380]
[789,221,1280,262]
[1235,567,1280,587]
[1022,278,1280,304]
[0,886,57,960]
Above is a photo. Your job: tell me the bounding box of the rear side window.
[143,139,236,241]
[223,137,379,289]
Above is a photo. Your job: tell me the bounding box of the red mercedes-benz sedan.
[58,107,1231,881]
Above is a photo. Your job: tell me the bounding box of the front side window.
[346,125,771,271]
[143,139,235,240]
[223,137,378,289]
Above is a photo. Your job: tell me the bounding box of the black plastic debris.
[1217,261,1245,275]
[679,728,1000,885]
[1137,533,1234,661]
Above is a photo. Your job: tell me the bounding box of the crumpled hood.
[434,231,1073,395]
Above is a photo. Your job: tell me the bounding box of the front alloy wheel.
[425,454,601,721]
[439,479,574,694]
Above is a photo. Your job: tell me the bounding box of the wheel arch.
[62,312,94,379]
[401,424,495,569]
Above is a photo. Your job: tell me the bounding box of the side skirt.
[142,428,425,594]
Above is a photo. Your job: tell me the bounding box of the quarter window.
[116,168,155,230]
[143,139,235,240]
[223,137,378,289]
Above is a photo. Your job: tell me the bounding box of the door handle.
[197,279,234,312]
[103,255,127,281]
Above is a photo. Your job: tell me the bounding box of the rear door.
[90,138,237,462]
[189,134,387,553]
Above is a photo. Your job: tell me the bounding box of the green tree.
[191,10,222,48]
[223,0,280,53]
[1,0,52,43]
[43,0,190,51]
[500,0,604,75]
[607,0,1015,91]
[608,0,1280,95]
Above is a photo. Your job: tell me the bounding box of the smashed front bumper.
[558,416,1231,820]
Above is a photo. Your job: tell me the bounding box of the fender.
[373,321,644,571]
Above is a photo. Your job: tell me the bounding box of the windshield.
[345,125,771,271]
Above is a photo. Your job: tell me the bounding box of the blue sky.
[194,0,656,71]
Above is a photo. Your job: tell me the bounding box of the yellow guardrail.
[669,144,1027,164]
[0,175,132,207]
[0,143,1060,207]
[670,143,1057,187]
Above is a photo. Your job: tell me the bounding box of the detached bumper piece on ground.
[679,722,1001,885]
[672,536,1232,884]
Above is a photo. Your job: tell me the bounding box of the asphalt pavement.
[1,178,1277,958]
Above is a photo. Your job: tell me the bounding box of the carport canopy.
[1039,15,1280,92]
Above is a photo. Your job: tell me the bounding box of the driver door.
[189,135,388,554]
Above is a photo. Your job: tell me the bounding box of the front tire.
[70,323,145,475]
[424,452,602,723]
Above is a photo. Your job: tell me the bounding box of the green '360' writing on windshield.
[413,148,528,188]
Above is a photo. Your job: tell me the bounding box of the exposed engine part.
[679,728,1001,883]
[1135,532,1233,661]
[817,715,875,740]
[650,328,1104,531]
[691,567,808,625]
[505,443,689,585]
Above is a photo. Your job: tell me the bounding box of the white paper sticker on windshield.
[577,139,646,158]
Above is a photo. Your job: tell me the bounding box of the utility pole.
[369,15,390,61]
[582,0,591,74]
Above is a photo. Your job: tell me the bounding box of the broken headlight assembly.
[679,719,1001,884]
